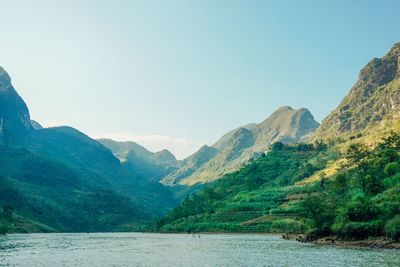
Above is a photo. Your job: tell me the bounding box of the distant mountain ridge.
[163,106,320,186]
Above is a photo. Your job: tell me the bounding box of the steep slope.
[314,43,400,139]
[163,107,319,186]
[213,123,257,151]
[0,67,32,144]
[24,127,122,183]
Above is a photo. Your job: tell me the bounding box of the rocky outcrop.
[314,43,400,139]
[0,67,32,143]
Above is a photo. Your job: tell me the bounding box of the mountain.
[0,67,32,144]
[213,123,257,151]
[163,106,319,186]
[0,67,176,233]
[314,43,400,140]
[99,139,180,182]
[152,142,329,233]
[153,42,400,243]
[97,139,153,161]
[154,135,400,241]
[161,145,219,185]
[24,127,122,183]
[0,145,144,232]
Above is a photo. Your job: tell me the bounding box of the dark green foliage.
[385,215,400,240]
[303,133,400,240]
[2,204,14,220]
[0,145,147,233]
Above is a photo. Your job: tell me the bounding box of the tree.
[2,204,14,221]
[271,142,284,151]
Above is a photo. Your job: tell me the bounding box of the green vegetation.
[153,133,400,241]
[151,142,334,233]
[0,144,173,233]
[0,146,148,232]
[303,133,400,240]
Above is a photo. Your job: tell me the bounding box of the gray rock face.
[314,43,400,139]
[0,67,32,143]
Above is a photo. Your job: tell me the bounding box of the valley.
[1,43,400,247]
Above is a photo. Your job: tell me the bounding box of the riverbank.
[283,233,400,249]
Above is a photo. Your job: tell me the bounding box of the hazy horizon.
[1,0,399,158]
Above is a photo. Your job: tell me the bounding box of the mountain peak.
[154,149,177,162]
[0,67,32,143]
[389,42,400,54]
[0,67,12,91]
[314,42,400,139]
[276,106,294,112]
[0,66,10,78]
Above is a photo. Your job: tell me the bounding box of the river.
[0,233,399,266]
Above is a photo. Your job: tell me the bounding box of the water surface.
[0,233,399,266]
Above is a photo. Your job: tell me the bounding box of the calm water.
[0,233,399,267]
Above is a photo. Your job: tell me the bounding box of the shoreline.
[283,233,400,250]
[147,231,400,249]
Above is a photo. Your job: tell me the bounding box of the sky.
[0,0,399,159]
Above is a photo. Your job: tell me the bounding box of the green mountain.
[98,138,180,182]
[0,67,176,233]
[314,42,400,140]
[24,127,122,182]
[0,145,144,233]
[153,42,400,242]
[163,107,319,186]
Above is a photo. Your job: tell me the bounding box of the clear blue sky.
[1,0,399,158]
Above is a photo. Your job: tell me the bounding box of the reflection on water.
[0,233,399,267]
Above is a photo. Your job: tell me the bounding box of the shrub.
[338,221,383,239]
[385,216,400,240]
[0,222,7,234]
